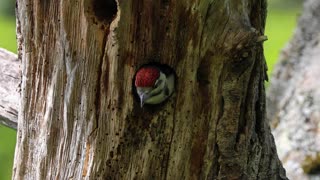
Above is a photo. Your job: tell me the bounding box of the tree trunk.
[267,0,320,179]
[0,48,19,130]
[13,0,287,179]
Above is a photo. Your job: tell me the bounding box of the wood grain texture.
[13,0,287,179]
[0,48,19,130]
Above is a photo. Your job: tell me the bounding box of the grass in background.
[0,16,16,52]
[0,127,16,180]
[264,9,301,77]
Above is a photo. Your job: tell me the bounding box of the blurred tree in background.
[268,0,320,179]
[0,0,301,179]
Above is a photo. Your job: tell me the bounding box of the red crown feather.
[135,67,160,87]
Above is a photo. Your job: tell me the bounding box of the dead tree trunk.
[0,48,19,130]
[267,0,320,179]
[13,0,287,179]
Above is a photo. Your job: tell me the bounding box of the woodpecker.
[134,65,175,107]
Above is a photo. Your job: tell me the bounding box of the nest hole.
[92,0,117,23]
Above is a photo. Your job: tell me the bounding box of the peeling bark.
[13,0,287,179]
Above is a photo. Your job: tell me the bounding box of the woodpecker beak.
[139,93,148,107]
[140,93,146,107]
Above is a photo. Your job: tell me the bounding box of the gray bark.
[13,0,287,179]
[267,0,320,179]
[0,48,19,130]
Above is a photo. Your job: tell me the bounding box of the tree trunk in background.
[0,48,19,130]
[267,0,320,179]
[13,0,287,179]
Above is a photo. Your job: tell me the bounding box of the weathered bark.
[0,48,19,130]
[267,0,320,179]
[13,0,287,179]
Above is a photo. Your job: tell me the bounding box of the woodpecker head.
[134,65,175,107]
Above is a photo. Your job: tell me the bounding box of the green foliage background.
[0,0,301,179]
